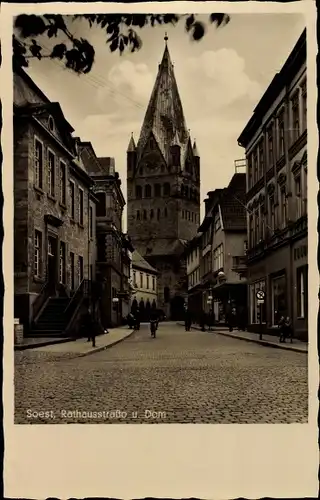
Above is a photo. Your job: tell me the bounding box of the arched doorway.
[170,295,185,321]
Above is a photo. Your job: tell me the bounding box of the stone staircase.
[27,297,72,337]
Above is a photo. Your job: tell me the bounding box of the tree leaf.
[192,22,205,41]
[185,14,195,32]
[50,43,67,59]
[14,14,47,38]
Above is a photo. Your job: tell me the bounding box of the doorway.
[47,235,58,287]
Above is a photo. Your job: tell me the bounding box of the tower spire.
[164,32,168,45]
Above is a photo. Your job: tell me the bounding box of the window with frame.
[301,81,307,131]
[146,275,149,289]
[254,209,259,243]
[70,252,75,290]
[297,265,308,319]
[152,276,155,291]
[70,181,75,219]
[163,183,170,196]
[78,255,84,284]
[145,184,152,198]
[96,192,106,217]
[59,161,66,205]
[294,174,302,219]
[140,272,143,288]
[150,209,154,219]
[272,274,287,325]
[267,125,274,167]
[136,185,142,199]
[258,141,264,178]
[247,154,253,189]
[280,188,287,229]
[59,241,66,284]
[269,195,275,233]
[78,188,84,225]
[34,230,42,277]
[143,210,147,220]
[89,206,93,238]
[260,204,265,240]
[155,184,161,197]
[291,91,300,143]
[48,150,55,197]
[133,271,136,286]
[277,111,285,158]
[34,139,43,189]
[249,214,254,248]
[253,149,258,184]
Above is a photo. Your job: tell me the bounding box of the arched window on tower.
[145,184,152,198]
[150,209,154,219]
[137,210,140,220]
[155,184,161,197]
[157,208,161,220]
[163,183,170,196]
[143,210,147,220]
[136,186,142,199]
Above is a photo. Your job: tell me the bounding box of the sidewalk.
[21,326,135,358]
[177,322,308,353]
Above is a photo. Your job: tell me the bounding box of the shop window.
[297,265,308,319]
[272,274,287,325]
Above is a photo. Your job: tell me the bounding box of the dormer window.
[48,116,54,132]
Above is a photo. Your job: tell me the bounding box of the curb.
[177,322,307,354]
[76,329,136,358]
[15,337,74,351]
[214,330,307,354]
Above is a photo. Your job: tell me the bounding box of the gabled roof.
[14,101,74,133]
[136,41,191,168]
[132,250,158,273]
[219,173,246,231]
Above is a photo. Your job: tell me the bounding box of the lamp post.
[112,297,119,326]
[207,288,213,331]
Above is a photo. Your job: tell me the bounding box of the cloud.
[186,48,262,109]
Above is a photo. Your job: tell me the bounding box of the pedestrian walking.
[278,316,286,342]
[284,316,293,343]
[135,308,141,330]
[85,312,96,347]
[185,309,192,331]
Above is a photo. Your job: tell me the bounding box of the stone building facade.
[131,250,158,320]
[14,67,97,330]
[238,29,307,340]
[78,144,127,327]
[198,173,247,324]
[127,39,200,320]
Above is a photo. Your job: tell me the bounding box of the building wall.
[132,266,158,304]
[243,42,307,339]
[14,119,95,326]
[224,232,247,283]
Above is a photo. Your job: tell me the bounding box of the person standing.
[135,308,140,330]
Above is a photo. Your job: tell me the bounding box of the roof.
[132,250,158,273]
[136,42,192,169]
[199,173,246,233]
[98,157,116,175]
[219,173,246,231]
[14,101,74,133]
[127,134,136,152]
[133,238,188,258]
[238,29,306,148]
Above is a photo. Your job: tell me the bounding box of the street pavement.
[14,322,308,424]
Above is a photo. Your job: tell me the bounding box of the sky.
[22,13,306,229]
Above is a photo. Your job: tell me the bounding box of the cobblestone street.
[14,323,308,424]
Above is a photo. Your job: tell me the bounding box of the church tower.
[127,36,200,320]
